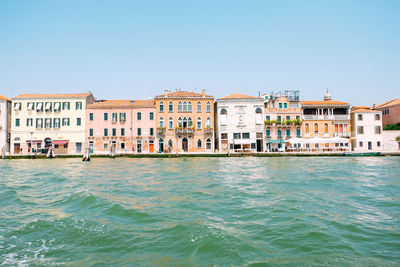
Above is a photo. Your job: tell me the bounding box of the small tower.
[324,90,332,101]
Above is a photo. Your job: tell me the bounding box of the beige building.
[11,93,95,154]
[154,90,214,153]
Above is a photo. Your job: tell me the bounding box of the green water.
[0,157,399,266]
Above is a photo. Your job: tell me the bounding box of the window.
[150,128,154,136]
[242,133,250,139]
[375,114,380,120]
[178,117,182,127]
[188,101,192,112]
[358,114,363,121]
[277,116,281,122]
[89,113,94,121]
[104,113,108,121]
[120,142,125,150]
[358,126,364,134]
[178,101,182,112]
[296,116,300,120]
[121,128,125,136]
[238,115,244,125]
[359,141,363,147]
[220,109,227,125]
[183,101,188,112]
[89,128,94,136]
[296,129,301,137]
[278,129,282,137]
[279,103,282,109]
[233,133,241,139]
[168,139,173,148]
[149,112,154,120]
[183,117,188,128]
[377,141,381,147]
[286,129,290,137]
[54,118,60,128]
[62,118,70,126]
[324,123,328,133]
[77,118,81,126]
[112,128,116,136]
[168,117,173,129]
[36,118,43,128]
[27,102,34,110]
[104,128,108,136]
[197,102,201,112]
[159,101,164,112]
[76,102,82,110]
[159,117,164,127]
[15,118,20,127]
[14,102,21,110]
[314,123,319,133]
[137,128,142,136]
[255,108,262,124]
[266,129,271,137]
[169,101,173,112]
[206,138,212,150]
[197,139,202,148]
[197,117,202,129]
[221,133,228,140]
[284,103,287,109]
[44,118,51,128]
[36,102,43,112]
[54,102,61,112]
[286,116,290,121]
[62,102,70,110]
[206,102,211,112]
[305,123,309,134]
[120,113,126,122]
[266,115,270,121]
[290,103,299,108]
[112,113,118,122]
[375,126,381,134]
[137,112,141,120]
[206,117,211,128]
[188,117,193,127]
[27,118,33,127]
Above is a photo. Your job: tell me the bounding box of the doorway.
[14,143,20,154]
[182,138,188,152]
[368,141,372,150]
[256,139,262,152]
[158,138,164,153]
[149,140,154,153]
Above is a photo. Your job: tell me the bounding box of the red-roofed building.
[374,99,400,127]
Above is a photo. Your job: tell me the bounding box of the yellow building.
[154,90,214,153]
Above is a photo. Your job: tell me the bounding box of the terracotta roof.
[219,93,261,100]
[375,99,400,109]
[87,100,155,109]
[155,90,213,98]
[351,106,378,113]
[0,95,11,101]
[300,100,350,106]
[13,93,92,99]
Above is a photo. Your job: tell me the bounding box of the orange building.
[154,90,214,153]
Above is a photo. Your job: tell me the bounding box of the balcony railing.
[156,127,166,135]
[204,128,214,134]
[175,127,194,134]
[303,115,350,120]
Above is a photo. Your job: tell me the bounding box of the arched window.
[305,123,309,134]
[314,123,319,133]
[188,117,193,127]
[168,101,173,112]
[197,139,202,148]
[183,117,188,128]
[159,101,164,112]
[324,123,329,133]
[178,117,182,127]
[159,117,164,127]
[178,101,182,112]
[197,117,202,129]
[220,108,227,125]
[188,101,192,112]
[197,101,202,112]
[255,108,262,124]
[206,138,212,150]
[183,101,187,112]
[168,117,173,129]
[168,139,173,148]
[206,101,211,112]
[206,117,211,128]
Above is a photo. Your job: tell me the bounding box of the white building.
[382,130,400,152]
[215,93,264,153]
[0,95,11,155]
[350,106,383,152]
[11,93,95,155]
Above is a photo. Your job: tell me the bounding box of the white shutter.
[221,114,227,126]
[54,103,60,110]
[256,114,262,124]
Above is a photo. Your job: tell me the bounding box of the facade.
[11,93,95,154]
[216,93,264,153]
[374,99,400,127]
[154,90,214,153]
[382,130,400,152]
[0,95,12,154]
[300,92,351,150]
[350,106,383,152]
[262,91,302,152]
[86,100,156,154]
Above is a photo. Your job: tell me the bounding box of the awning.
[268,140,285,144]
[233,139,252,145]
[52,140,69,145]
[26,140,42,143]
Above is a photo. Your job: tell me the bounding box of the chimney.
[202,89,206,97]
[164,90,169,97]
[373,104,376,109]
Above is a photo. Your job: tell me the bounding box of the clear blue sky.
[1,0,399,105]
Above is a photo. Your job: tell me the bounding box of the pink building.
[86,100,156,154]
[374,99,400,127]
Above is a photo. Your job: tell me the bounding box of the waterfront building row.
[1,90,399,155]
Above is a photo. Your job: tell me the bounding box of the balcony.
[302,114,350,120]
[204,128,214,134]
[156,127,166,135]
[175,127,194,135]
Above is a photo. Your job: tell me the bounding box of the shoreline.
[2,152,400,159]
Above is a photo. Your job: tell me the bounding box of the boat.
[344,152,381,157]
